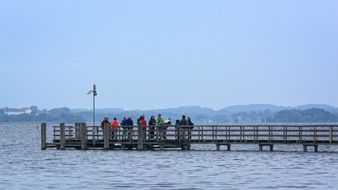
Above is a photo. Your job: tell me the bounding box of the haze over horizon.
[1,0,337,110]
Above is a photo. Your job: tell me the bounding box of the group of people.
[100,114,194,140]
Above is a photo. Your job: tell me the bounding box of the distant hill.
[1,104,337,123]
[219,104,288,113]
[220,104,338,114]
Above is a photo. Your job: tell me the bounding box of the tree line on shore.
[0,105,338,123]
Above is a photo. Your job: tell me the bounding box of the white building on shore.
[4,107,32,115]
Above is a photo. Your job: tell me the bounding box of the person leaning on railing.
[110,117,120,140]
[187,117,194,140]
[156,114,164,139]
[139,115,147,140]
[148,115,156,139]
[125,117,134,140]
[162,118,172,140]
[179,115,189,141]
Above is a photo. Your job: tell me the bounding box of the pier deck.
[41,123,338,152]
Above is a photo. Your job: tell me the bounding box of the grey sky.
[0,0,337,110]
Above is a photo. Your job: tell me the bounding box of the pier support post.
[314,145,318,152]
[60,123,65,150]
[259,144,273,151]
[226,144,231,151]
[303,144,318,152]
[137,126,144,150]
[41,123,47,150]
[103,122,110,150]
[80,123,87,150]
[216,144,231,151]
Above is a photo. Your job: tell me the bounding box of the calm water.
[1,123,338,190]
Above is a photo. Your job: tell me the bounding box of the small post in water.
[60,123,65,150]
[41,123,47,150]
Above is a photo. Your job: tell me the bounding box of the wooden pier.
[41,123,338,152]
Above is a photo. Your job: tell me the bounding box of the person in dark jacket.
[187,116,194,140]
[125,117,134,139]
[121,117,127,139]
[179,115,188,125]
[187,117,194,129]
[148,115,156,139]
[179,115,189,142]
[100,117,110,129]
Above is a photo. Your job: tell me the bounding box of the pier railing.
[42,123,338,151]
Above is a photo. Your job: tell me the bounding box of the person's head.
[175,119,180,124]
[113,117,117,121]
[182,115,186,119]
[123,117,127,120]
[187,117,191,121]
[158,114,161,118]
[151,115,155,119]
[104,117,109,120]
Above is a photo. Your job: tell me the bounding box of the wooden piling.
[41,123,47,150]
[303,144,318,152]
[259,144,273,151]
[60,123,65,150]
[103,122,110,150]
[137,126,144,150]
[80,123,87,150]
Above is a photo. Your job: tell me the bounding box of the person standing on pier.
[156,114,164,139]
[148,115,156,139]
[162,118,172,139]
[121,117,127,139]
[111,117,120,140]
[125,117,134,139]
[139,115,147,141]
[100,117,110,129]
[187,117,194,140]
[179,115,189,142]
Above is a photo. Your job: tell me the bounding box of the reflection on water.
[1,123,338,189]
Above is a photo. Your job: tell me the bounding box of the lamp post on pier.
[87,84,97,145]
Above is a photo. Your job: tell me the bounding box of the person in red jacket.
[139,115,147,140]
[111,117,120,140]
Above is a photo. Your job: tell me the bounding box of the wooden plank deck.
[41,123,338,152]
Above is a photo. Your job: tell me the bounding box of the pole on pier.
[80,123,87,150]
[41,123,47,150]
[104,122,110,150]
[87,84,97,145]
[60,123,65,150]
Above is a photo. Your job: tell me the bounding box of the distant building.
[4,107,32,115]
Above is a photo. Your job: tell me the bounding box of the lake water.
[1,123,338,189]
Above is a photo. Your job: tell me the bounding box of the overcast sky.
[0,0,337,110]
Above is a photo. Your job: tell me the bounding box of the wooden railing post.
[75,122,81,139]
[329,126,333,143]
[104,122,110,150]
[80,123,87,150]
[41,123,47,150]
[60,123,65,150]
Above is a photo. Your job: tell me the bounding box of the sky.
[0,0,337,110]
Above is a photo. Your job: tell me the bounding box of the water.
[1,123,338,189]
